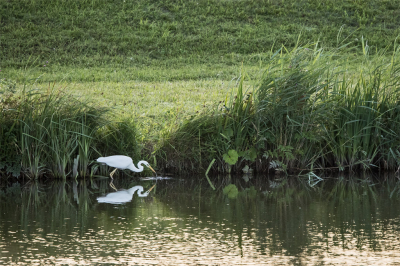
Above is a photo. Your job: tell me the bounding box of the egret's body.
[97,185,155,204]
[140,176,173,181]
[96,155,156,179]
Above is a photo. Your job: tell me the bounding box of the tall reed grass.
[158,44,400,174]
[0,81,140,178]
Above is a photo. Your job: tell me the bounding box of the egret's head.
[140,184,156,197]
[146,184,156,193]
[143,161,157,175]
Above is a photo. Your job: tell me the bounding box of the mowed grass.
[2,0,400,69]
[11,65,246,140]
[61,78,233,124]
[4,54,267,130]
[3,54,259,82]
[3,0,400,136]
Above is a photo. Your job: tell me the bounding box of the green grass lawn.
[5,62,252,138]
[3,0,400,129]
[2,0,400,69]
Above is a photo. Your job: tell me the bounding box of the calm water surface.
[1,175,400,265]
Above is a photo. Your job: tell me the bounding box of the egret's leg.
[109,168,118,180]
[109,180,117,192]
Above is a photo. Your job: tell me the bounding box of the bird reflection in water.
[97,184,156,204]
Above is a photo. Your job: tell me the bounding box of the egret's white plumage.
[97,185,156,204]
[96,155,156,179]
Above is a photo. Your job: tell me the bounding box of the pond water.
[1,174,400,265]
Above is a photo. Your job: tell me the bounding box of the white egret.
[97,184,156,204]
[96,155,156,179]
[140,176,172,181]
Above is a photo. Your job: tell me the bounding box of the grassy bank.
[2,0,400,178]
[1,0,400,69]
[3,45,400,178]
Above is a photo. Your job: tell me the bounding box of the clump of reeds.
[320,44,400,171]
[0,81,140,178]
[158,43,400,174]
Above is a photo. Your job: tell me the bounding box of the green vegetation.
[159,45,400,174]
[2,0,400,70]
[1,0,400,178]
[0,81,141,178]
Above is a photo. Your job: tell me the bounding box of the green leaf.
[241,147,258,161]
[223,184,238,199]
[223,149,238,165]
[242,165,250,173]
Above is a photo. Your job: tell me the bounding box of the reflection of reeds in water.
[0,178,161,232]
[1,176,400,258]
[2,180,97,230]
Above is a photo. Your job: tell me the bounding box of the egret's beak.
[148,165,157,176]
[146,184,156,193]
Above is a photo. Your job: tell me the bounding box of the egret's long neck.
[128,162,144,172]
[127,186,143,195]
